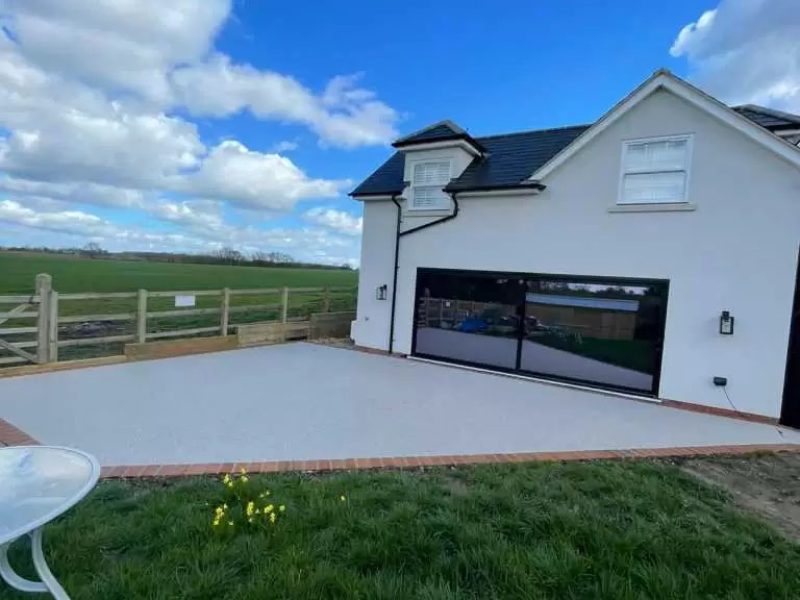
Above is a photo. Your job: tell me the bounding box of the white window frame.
[617,134,694,205]
[409,160,452,211]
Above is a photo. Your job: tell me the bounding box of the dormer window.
[619,135,693,204]
[411,161,451,210]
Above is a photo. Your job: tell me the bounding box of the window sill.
[608,202,697,213]
[405,209,454,218]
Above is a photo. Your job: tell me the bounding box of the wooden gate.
[0,274,54,366]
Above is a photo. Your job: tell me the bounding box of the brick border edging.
[402,353,787,428]
[98,444,800,479]
[0,418,39,446]
[660,399,779,425]
[3,416,796,477]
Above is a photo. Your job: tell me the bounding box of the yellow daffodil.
[269,512,277,524]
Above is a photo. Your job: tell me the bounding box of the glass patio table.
[0,446,100,599]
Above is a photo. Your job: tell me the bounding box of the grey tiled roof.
[350,124,588,196]
[733,105,800,130]
[393,123,463,145]
[349,152,406,197]
[351,104,800,197]
[446,125,589,192]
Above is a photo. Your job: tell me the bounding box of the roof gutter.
[387,191,461,353]
[445,181,546,194]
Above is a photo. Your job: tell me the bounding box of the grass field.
[0,252,359,363]
[2,460,799,599]
[0,252,357,294]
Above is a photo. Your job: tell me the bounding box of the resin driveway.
[0,343,797,466]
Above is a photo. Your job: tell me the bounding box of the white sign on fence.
[174,294,196,308]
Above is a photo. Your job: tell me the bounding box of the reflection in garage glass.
[413,268,668,395]
[414,273,522,370]
[521,279,666,392]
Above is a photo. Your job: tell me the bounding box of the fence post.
[220,288,230,336]
[35,273,52,364]
[137,289,147,343]
[48,291,59,362]
[322,287,330,313]
[281,287,289,323]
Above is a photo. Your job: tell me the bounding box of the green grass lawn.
[3,461,798,599]
[0,252,357,294]
[0,252,358,362]
[533,333,655,374]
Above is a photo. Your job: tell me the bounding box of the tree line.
[0,244,355,271]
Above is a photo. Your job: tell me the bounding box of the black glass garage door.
[413,268,669,396]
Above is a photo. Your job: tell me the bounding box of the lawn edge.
[97,444,800,479]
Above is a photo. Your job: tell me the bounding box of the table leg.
[0,529,70,599]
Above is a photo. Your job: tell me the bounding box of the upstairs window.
[411,161,451,210]
[619,135,692,204]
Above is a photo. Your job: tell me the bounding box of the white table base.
[0,528,69,599]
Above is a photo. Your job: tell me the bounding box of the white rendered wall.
[351,199,397,350]
[354,89,800,418]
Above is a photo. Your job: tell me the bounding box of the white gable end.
[529,71,800,182]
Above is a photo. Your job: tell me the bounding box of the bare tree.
[215,247,244,264]
[81,242,105,258]
[266,251,294,264]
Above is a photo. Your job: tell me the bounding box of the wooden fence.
[0,274,357,367]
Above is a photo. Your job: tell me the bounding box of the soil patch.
[681,452,800,541]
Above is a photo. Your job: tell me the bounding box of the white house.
[349,70,800,426]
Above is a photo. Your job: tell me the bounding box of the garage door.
[412,268,669,396]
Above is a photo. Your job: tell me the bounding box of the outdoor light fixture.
[376,284,388,301]
[719,310,734,335]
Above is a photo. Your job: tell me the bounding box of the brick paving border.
[3,417,798,478]
[96,443,800,479]
[0,418,39,446]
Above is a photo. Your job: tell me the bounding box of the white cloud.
[303,207,362,236]
[172,56,398,148]
[670,0,800,110]
[1,1,398,148]
[0,199,200,249]
[0,200,359,264]
[0,198,110,237]
[0,37,349,212]
[0,36,205,187]
[147,199,226,231]
[271,140,299,153]
[0,0,383,264]
[0,176,147,209]
[181,140,349,211]
[1,0,231,102]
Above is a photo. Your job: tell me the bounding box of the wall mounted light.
[719,310,734,335]
[376,284,388,301]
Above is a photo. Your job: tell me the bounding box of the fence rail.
[0,274,357,367]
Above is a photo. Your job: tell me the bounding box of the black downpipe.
[387,192,460,353]
[388,194,402,354]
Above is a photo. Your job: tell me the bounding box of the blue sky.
[0,0,796,266]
